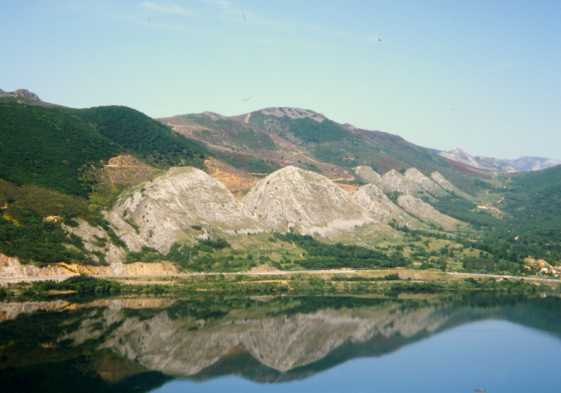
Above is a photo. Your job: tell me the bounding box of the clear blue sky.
[2,0,560,159]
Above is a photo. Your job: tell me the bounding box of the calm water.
[1,295,561,393]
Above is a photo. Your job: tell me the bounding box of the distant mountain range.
[440,148,561,173]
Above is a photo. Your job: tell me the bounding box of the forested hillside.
[481,166,561,264]
[0,102,207,197]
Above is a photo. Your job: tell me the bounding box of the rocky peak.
[381,169,418,194]
[354,166,382,185]
[241,166,372,235]
[107,167,260,253]
[352,183,417,226]
[257,107,327,123]
[404,168,446,196]
[0,88,42,102]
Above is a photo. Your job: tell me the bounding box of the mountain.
[0,88,46,105]
[440,148,561,173]
[1,90,560,277]
[241,166,372,236]
[352,183,417,226]
[161,107,487,193]
[108,167,260,254]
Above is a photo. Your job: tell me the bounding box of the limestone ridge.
[352,165,463,228]
[380,169,419,194]
[241,166,372,236]
[107,167,261,254]
[105,165,464,256]
[397,195,460,231]
[354,166,382,185]
[352,184,418,227]
[404,168,447,196]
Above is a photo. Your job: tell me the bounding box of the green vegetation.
[0,102,119,196]
[126,238,256,272]
[276,233,408,269]
[0,102,210,264]
[475,166,561,267]
[24,276,123,296]
[213,150,280,173]
[0,207,88,264]
[77,106,207,169]
[185,114,277,150]
[0,102,206,196]
[431,194,499,228]
[280,118,349,144]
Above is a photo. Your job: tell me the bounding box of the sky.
[1,0,560,159]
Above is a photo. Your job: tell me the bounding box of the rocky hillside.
[352,183,417,226]
[162,107,489,193]
[108,167,260,254]
[2,89,559,276]
[241,166,372,235]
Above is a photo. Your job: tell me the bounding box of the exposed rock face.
[108,167,260,254]
[64,219,126,265]
[397,195,460,231]
[257,107,326,123]
[404,168,446,196]
[380,169,418,194]
[242,166,372,235]
[352,184,416,226]
[354,166,382,185]
[0,253,179,284]
[0,88,43,103]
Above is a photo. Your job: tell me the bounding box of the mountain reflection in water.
[2,295,561,393]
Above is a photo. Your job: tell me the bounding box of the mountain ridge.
[440,147,561,173]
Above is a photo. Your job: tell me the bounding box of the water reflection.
[1,295,561,392]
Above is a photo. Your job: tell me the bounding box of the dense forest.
[0,102,207,197]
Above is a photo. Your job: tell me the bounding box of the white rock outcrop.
[352,184,416,226]
[242,166,372,235]
[404,168,447,196]
[397,195,460,231]
[354,166,382,185]
[381,169,419,194]
[108,167,260,254]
